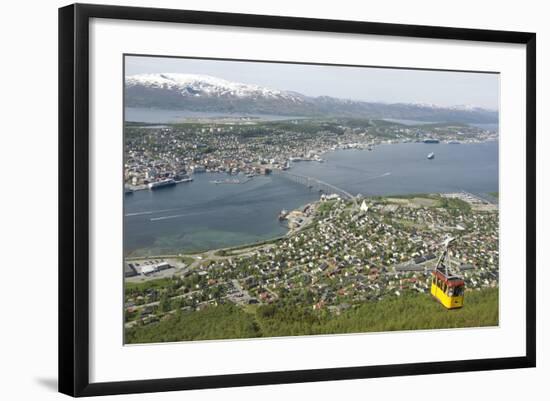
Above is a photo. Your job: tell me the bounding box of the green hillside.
[125,287,499,344]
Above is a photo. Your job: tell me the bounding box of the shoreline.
[124,199,318,261]
[125,190,497,263]
[125,138,499,193]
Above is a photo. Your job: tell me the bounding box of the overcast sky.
[125,56,499,110]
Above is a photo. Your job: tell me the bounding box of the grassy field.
[125,287,499,344]
[125,277,175,295]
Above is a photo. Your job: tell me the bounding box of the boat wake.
[369,172,391,180]
[124,208,180,217]
[346,172,391,186]
[149,211,209,222]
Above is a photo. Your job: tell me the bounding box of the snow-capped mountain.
[448,104,496,112]
[395,102,496,113]
[126,73,305,102]
[125,73,498,123]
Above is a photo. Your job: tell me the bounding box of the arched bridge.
[276,171,357,206]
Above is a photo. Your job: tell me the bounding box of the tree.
[159,294,172,313]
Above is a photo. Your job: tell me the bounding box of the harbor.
[124,141,498,257]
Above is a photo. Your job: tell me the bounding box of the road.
[278,171,357,206]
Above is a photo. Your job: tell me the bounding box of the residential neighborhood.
[124,119,497,190]
[124,192,498,329]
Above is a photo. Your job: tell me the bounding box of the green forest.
[125,287,499,344]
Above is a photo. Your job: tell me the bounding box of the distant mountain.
[125,73,498,124]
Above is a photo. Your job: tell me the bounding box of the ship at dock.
[175,174,193,184]
[148,178,176,190]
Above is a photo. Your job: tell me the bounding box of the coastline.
[124,189,499,340]
[125,190,497,269]
[124,198,319,260]
[125,138,498,194]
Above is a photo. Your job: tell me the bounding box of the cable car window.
[449,286,459,296]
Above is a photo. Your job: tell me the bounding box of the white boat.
[148,178,176,190]
[427,152,435,160]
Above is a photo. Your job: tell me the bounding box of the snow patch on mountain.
[401,102,496,113]
[126,73,304,102]
[125,73,497,122]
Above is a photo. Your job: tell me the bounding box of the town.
[124,118,497,190]
[124,191,499,330]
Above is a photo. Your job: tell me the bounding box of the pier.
[276,171,357,206]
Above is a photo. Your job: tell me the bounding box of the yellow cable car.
[430,237,465,309]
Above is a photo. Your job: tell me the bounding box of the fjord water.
[125,107,303,123]
[290,141,498,196]
[124,141,498,256]
[124,173,320,256]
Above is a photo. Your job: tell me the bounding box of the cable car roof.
[432,268,464,287]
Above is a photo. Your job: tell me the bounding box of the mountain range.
[125,73,498,124]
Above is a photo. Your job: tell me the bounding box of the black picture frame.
[59,3,536,397]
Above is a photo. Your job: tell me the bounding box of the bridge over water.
[276,170,357,206]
